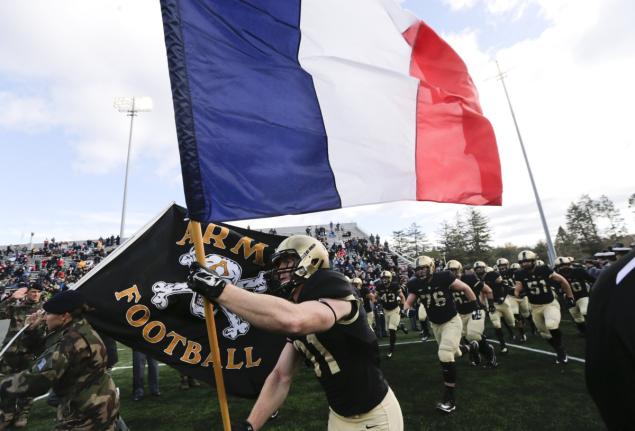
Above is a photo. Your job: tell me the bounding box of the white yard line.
[379,337,585,363]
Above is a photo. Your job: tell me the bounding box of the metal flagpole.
[495,60,557,265]
[0,325,29,361]
[120,98,136,240]
[191,221,232,431]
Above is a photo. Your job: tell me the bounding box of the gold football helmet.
[380,270,393,284]
[473,261,487,270]
[554,256,571,267]
[269,235,329,296]
[415,256,434,278]
[414,256,435,275]
[445,260,463,273]
[510,262,521,270]
[496,258,509,267]
[518,250,537,262]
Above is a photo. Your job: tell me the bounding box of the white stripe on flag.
[298,0,419,206]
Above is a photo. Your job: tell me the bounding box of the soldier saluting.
[0,282,44,428]
[0,290,120,430]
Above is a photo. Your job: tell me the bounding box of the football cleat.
[500,346,508,355]
[436,400,456,414]
[469,341,481,366]
[556,350,568,365]
[484,345,498,368]
[386,351,393,359]
[399,324,409,335]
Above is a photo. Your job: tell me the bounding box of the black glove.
[187,263,227,300]
[471,308,483,320]
[231,420,254,431]
[488,303,496,314]
[565,297,576,309]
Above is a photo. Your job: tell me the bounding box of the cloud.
[0,92,57,131]
[442,0,533,17]
[0,0,180,176]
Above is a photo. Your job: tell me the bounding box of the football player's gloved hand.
[495,297,505,305]
[471,308,483,320]
[565,297,576,309]
[488,303,496,314]
[187,263,227,300]
[231,420,254,431]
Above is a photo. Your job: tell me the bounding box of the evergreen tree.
[391,229,408,256]
[594,195,627,241]
[464,208,493,263]
[404,222,428,259]
[565,195,603,255]
[554,226,579,258]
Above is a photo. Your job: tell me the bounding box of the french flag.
[161,0,502,223]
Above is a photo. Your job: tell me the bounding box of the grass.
[26,317,603,431]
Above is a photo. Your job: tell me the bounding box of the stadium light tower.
[113,96,153,241]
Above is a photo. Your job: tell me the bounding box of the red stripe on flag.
[403,22,502,206]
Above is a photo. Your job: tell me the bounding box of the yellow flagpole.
[191,220,232,431]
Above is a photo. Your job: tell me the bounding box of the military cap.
[43,290,85,314]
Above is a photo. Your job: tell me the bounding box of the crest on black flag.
[150,247,268,340]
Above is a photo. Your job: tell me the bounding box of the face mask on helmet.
[265,235,329,298]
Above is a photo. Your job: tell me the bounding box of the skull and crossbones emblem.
[150,248,268,340]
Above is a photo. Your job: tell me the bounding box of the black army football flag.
[75,203,287,398]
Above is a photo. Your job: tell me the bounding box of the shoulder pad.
[537,266,553,277]
[434,270,456,286]
[298,270,356,302]
[461,273,479,287]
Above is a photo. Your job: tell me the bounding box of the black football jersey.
[563,267,594,300]
[499,269,516,295]
[513,266,556,305]
[481,271,507,303]
[289,270,388,416]
[453,273,481,314]
[375,281,401,311]
[406,271,457,324]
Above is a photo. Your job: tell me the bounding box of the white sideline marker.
[379,338,585,364]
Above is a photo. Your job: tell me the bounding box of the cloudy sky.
[1,0,633,248]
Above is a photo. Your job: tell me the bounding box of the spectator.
[132,350,160,401]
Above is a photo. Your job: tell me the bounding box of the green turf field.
[26,317,603,430]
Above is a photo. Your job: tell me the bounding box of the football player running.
[445,260,497,368]
[497,258,533,340]
[514,251,576,366]
[553,257,595,336]
[474,262,518,354]
[404,256,478,414]
[375,271,408,359]
[188,235,403,431]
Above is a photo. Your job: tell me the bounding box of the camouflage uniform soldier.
[0,290,120,430]
[0,284,43,428]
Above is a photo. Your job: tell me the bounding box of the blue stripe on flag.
[161,0,341,221]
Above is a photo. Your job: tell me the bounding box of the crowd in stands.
[0,235,120,299]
